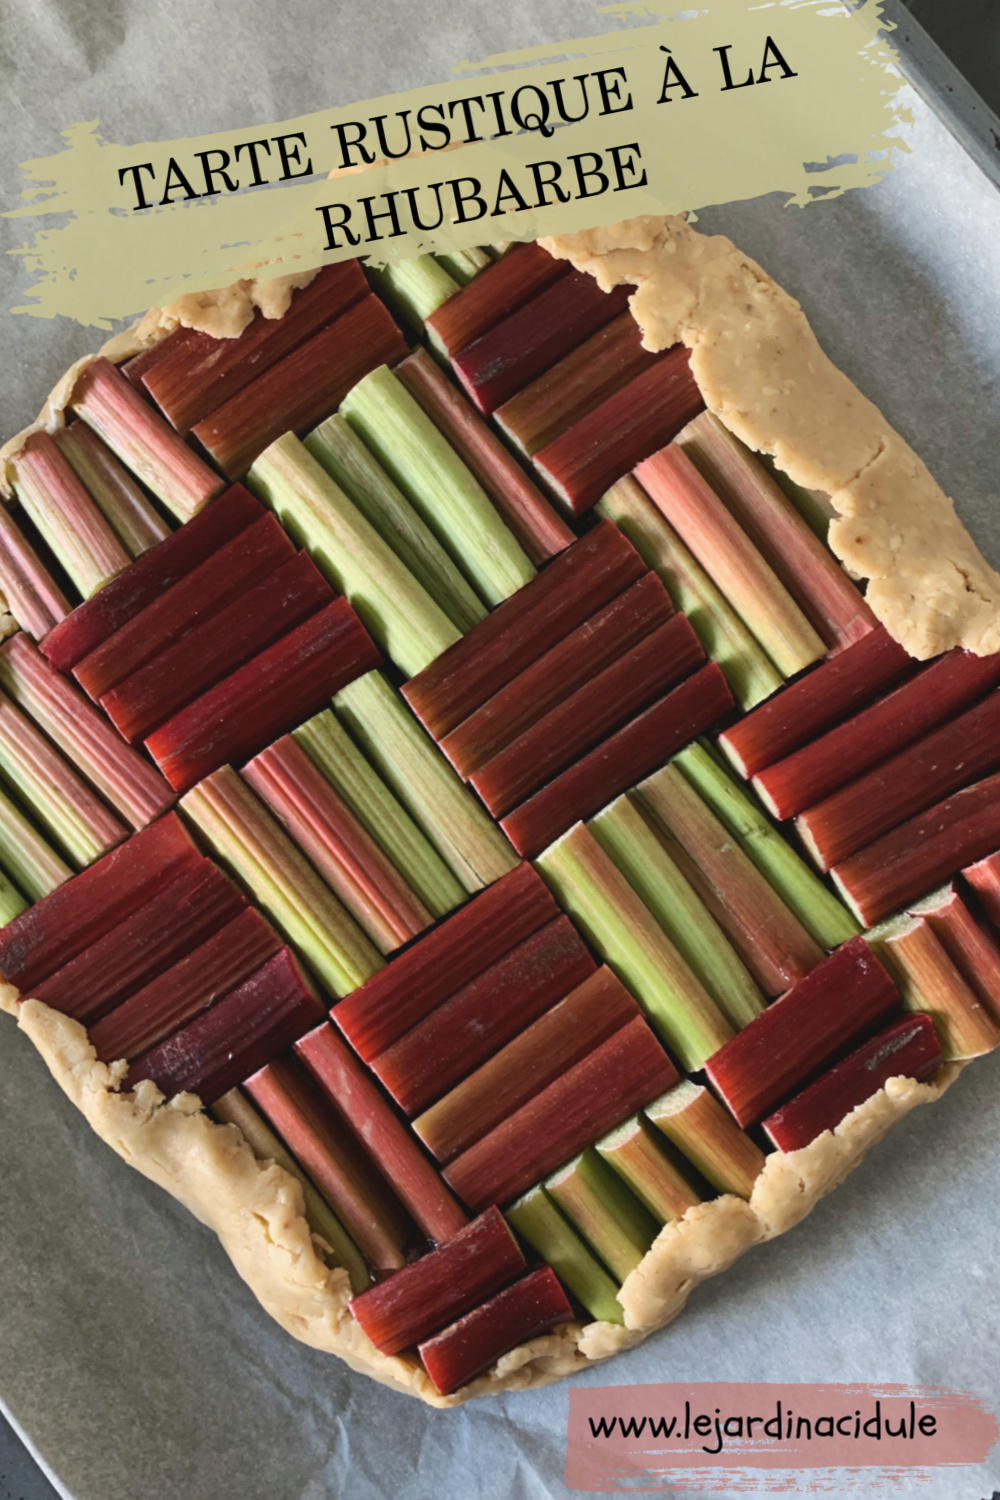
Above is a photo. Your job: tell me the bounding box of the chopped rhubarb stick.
[334,672,516,892]
[0,692,127,869]
[674,742,859,950]
[637,761,824,996]
[419,1266,574,1396]
[435,248,492,285]
[445,1017,678,1212]
[367,255,459,333]
[704,936,900,1128]
[636,446,826,678]
[0,813,197,991]
[424,242,568,359]
[304,412,485,634]
[0,784,70,902]
[248,434,460,679]
[676,414,876,653]
[403,521,647,739]
[450,273,632,414]
[795,689,1000,873]
[762,1014,943,1154]
[718,626,916,781]
[243,737,432,954]
[502,662,735,861]
[101,552,332,744]
[295,1022,468,1244]
[293,710,464,919]
[71,358,224,520]
[596,476,782,711]
[413,967,639,1164]
[441,574,674,780]
[0,634,174,829]
[533,352,706,518]
[763,456,838,540]
[349,1205,526,1354]
[147,599,381,794]
[645,1081,765,1200]
[246,1055,412,1271]
[536,823,732,1071]
[119,328,198,389]
[370,917,596,1116]
[964,851,1000,927]
[74,511,295,701]
[55,423,170,558]
[212,1086,370,1293]
[88,907,281,1062]
[12,432,131,597]
[547,1147,658,1279]
[193,295,408,480]
[0,504,70,639]
[143,261,369,433]
[33,857,246,1025]
[494,313,666,458]
[590,796,764,1030]
[868,916,999,1061]
[127,948,326,1104]
[471,614,705,819]
[911,885,1000,1025]
[333,863,556,1061]
[40,485,263,674]
[0,864,27,925]
[596,1116,702,1226]
[505,1188,624,1325]
[180,768,382,997]
[394,347,573,567]
[341,367,536,609]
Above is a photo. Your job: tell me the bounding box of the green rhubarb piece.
[536,823,734,1072]
[596,1115,702,1224]
[367,254,459,332]
[292,710,465,919]
[434,247,492,285]
[506,1186,624,1325]
[546,1148,659,1282]
[645,1080,766,1200]
[590,796,764,1029]
[181,767,383,998]
[760,453,837,541]
[304,414,485,634]
[597,477,782,710]
[213,1088,369,1294]
[0,865,27,926]
[333,672,517,894]
[247,433,461,678]
[674,741,859,949]
[341,365,536,608]
[0,783,71,901]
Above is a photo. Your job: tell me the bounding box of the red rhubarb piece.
[418,1265,573,1395]
[0,504,70,640]
[913,884,1000,1025]
[348,1205,526,1355]
[425,242,569,358]
[704,936,901,1128]
[964,850,1000,928]
[119,327,202,388]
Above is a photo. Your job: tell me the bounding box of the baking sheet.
[1,3,999,1497]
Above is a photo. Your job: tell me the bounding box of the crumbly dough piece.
[541,216,1000,659]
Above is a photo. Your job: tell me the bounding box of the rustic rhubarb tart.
[0,216,996,1406]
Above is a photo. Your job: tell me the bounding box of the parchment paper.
[0,4,998,1498]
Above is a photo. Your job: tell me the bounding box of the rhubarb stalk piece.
[645,1081,765,1200]
[412,967,639,1164]
[369,917,597,1116]
[333,671,517,892]
[0,784,70,902]
[761,1014,944,1153]
[868,916,1000,1060]
[704,936,901,1127]
[55,423,170,558]
[424,241,568,359]
[0,868,26,927]
[71,358,224,520]
[0,634,175,829]
[536,822,734,1070]
[434,248,492,285]
[444,1016,679,1213]
[910,884,1000,1024]
[293,710,464,920]
[418,1266,574,1396]
[595,1118,702,1226]
[146,598,381,794]
[180,767,383,997]
[403,521,647,739]
[547,1148,659,1280]
[505,1187,624,1325]
[348,1205,526,1355]
[340,366,536,608]
[248,433,461,678]
[636,447,827,678]
[964,851,1000,927]
[394,346,574,566]
[333,862,557,1061]
[12,432,131,596]
[367,255,459,333]
[0,504,71,640]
